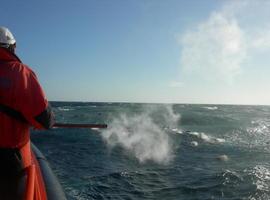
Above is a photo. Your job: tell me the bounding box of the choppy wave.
[225,118,270,153]
[31,102,270,200]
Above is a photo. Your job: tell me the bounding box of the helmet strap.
[8,44,16,53]
[0,43,16,53]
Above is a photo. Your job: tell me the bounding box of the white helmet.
[0,27,16,47]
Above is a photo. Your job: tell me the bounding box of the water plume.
[101,105,180,164]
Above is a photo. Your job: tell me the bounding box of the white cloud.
[169,81,183,88]
[179,0,270,84]
[251,29,270,50]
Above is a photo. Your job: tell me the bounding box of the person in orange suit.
[0,26,54,199]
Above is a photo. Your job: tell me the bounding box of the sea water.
[31,102,270,200]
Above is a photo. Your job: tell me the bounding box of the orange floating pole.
[53,123,107,129]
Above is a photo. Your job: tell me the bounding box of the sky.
[1,0,270,105]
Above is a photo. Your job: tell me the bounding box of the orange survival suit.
[0,46,54,170]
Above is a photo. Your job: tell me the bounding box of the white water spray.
[101,106,180,164]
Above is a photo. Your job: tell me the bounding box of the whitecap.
[190,141,198,147]
[214,138,226,143]
[203,106,218,110]
[170,128,183,134]
[58,107,72,111]
[188,131,225,144]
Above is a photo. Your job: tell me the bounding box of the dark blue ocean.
[31,102,270,200]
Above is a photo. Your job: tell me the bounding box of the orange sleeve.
[17,67,49,129]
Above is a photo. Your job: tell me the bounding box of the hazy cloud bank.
[179,0,270,84]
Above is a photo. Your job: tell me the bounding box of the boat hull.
[31,144,66,200]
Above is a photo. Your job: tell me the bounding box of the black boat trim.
[31,144,67,200]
